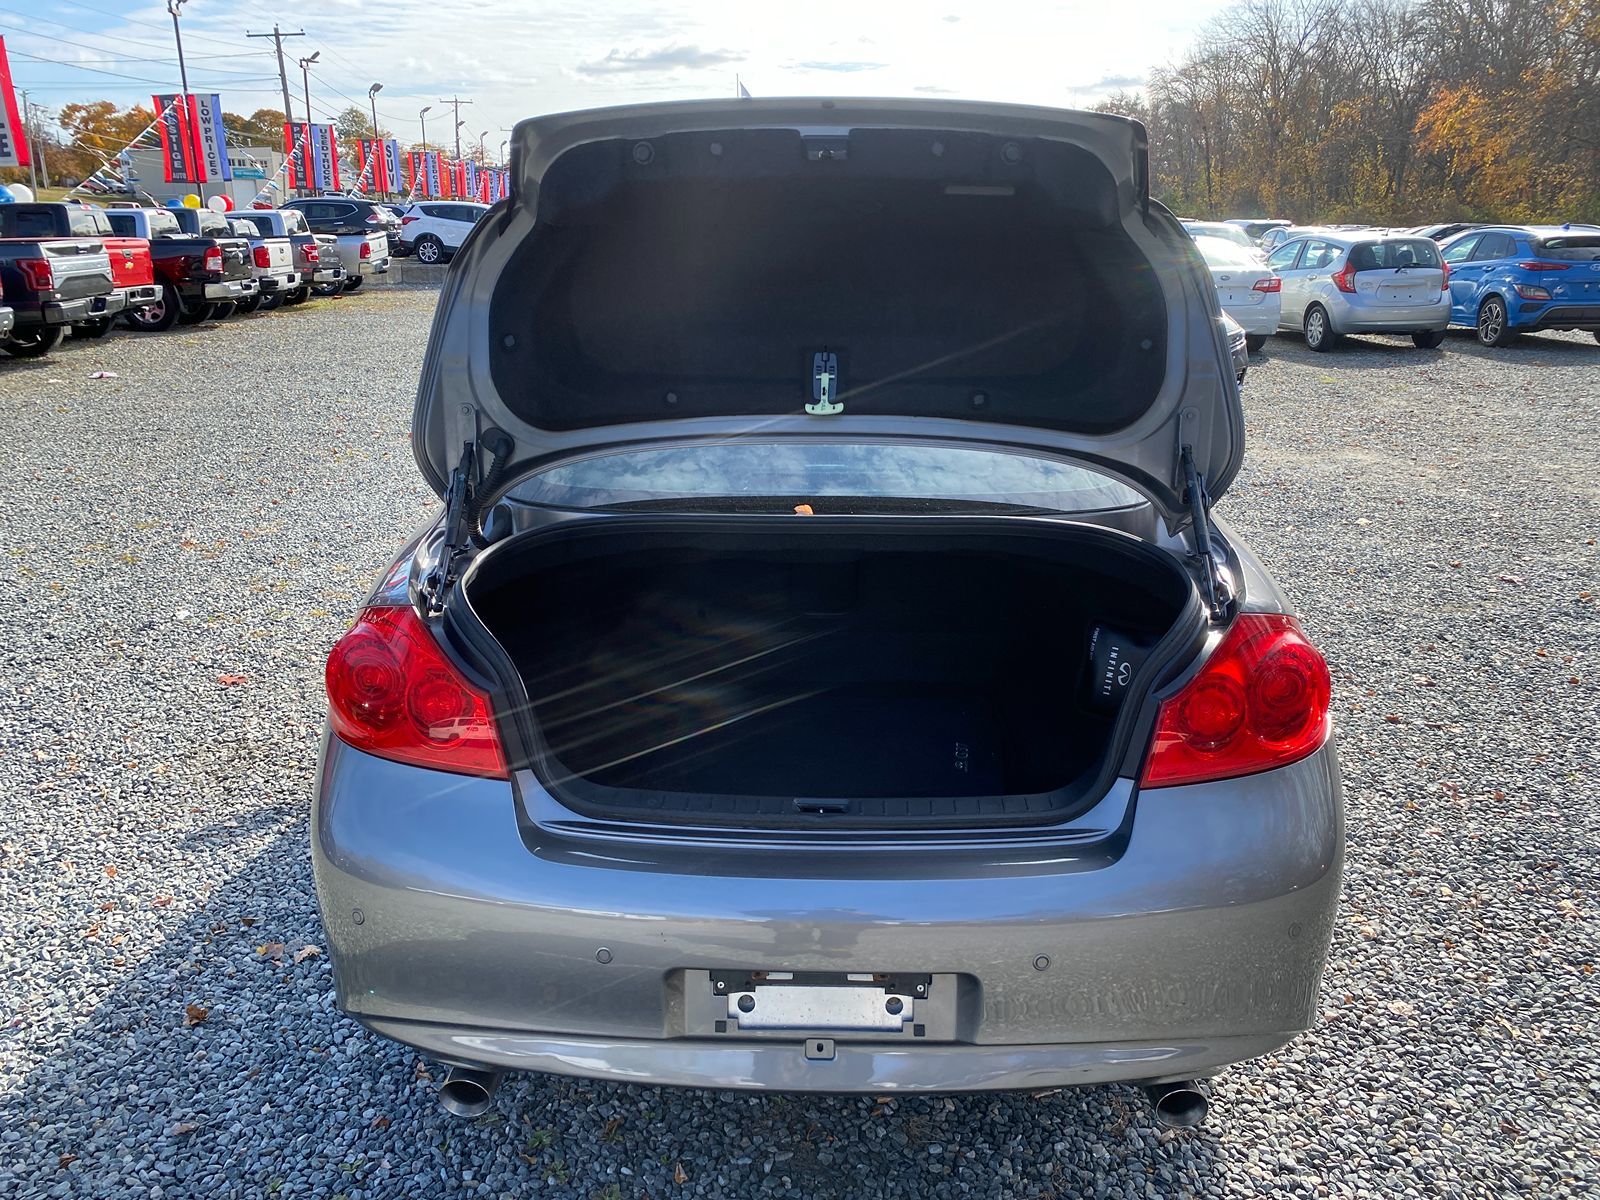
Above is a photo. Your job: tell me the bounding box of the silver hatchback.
[1267,231,1450,349]
[311,99,1342,1130]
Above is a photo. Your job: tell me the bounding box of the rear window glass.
[69,208,112,236]
[145,210,182,238]
[196,212,229,236]
[1194,236,1262,268]
[1537,237,1600,261]
[514,443,1146,514]
[1348,240,1441,270]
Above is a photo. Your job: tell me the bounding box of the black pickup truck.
[102,206,257,332]
[0,236,117,358]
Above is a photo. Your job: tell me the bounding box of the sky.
[3,0,1228,158]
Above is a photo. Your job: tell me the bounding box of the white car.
[1181,220,1264,261]
[397,202,490,264]
[1194,235,1281,350]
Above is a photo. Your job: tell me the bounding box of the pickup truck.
[103,207,257,332]
[279,198,392,292]
[234,209,344,304]
[0,202,150,339]
[227,217,301,312]
[0,237,117,357]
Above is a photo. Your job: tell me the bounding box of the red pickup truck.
[0,202,158,338]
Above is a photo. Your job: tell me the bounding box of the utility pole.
[19,89,37,193]
[28,102,50,188]
[438,96,473,159]
[247,25,305,192]
[167,0,191,95]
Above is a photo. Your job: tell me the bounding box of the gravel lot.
[1,291,1596,1199]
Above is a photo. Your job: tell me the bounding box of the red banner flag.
[0,37,29,169]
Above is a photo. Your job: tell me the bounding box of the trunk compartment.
[462,518,1200,829]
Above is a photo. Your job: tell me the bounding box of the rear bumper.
[204,278,259,302]
[115,284,158,307]
[0,305,12,337]
[258,270,302,293]
[1333,300,1449,333]
[313,266,346,284]
[1221,301,1278,336]
[1517,302,1600,332]
[312,738,1343,1091]
[22,293,118,327]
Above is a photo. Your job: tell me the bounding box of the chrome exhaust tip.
[1144,1080,1210,1129]
[438,1066,502,1119]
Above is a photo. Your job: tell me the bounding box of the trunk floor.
[589,689,1006,798]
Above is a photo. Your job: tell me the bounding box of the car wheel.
[312,281,343,297]
[1303,304,1340,351]
[211,301,237,320]
[282,286,310,306]
[1244,334,1266,353]
[72,317,116,340]
[343,276,363,292]
[1,325,65,358]
[235,295,263,314]
[176,301,216,326]
[414,235,444,264]
[258,293,282,311]
[1476,296,1515,346]
[124,285,180,332]
[1411,329,1446,349]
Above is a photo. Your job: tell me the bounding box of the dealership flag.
[189,93,230,181]
[309,123,339,192]
[425,151,441,198]
[283,122,312,190]
[155,94,203,183]
[384,139,403,195]
[0,38,27,168]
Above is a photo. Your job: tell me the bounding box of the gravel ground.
[1,294,1596,1199]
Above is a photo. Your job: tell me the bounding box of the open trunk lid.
[413,98,1243,522]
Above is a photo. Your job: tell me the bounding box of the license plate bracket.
[710,970,931,1032]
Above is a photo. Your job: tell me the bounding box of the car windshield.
[1348,239,1442,270]
[1537,236,1600,261]
[1194,235,1263,268]
[512,442,1146,514]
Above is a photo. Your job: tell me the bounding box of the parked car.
[1438,225,1600,346]
[227,217,302,311]
[0,234,116,357]
[234,208,344,303]
[1181,220,1264,260]
[1224,218,1292,243]
[1265,231,1449,349]
[311,100,1341,1128]
[1194,235,1280,351]
[282,196,399,287]
[1409,222,1482,243]
[0,202,156,338]
[1222,312,1249,384]
[396,201,490,264]
[103,207,257,331]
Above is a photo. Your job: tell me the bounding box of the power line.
[47,0,252,54]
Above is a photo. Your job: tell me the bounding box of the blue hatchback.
[1439,225,1600,346]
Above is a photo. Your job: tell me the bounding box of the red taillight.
[1252,276,1281,293]
[300,244,319,263]
[401,215,420,225]
[253,245,271,269]
[203,246,223,273]
[366,212,381,223]
[1441,261,1450,290]
[325,606,507,778]
[1330,261,1357,293]
[18,258,54,291]
[359,241,371,260]
[1517,260,1570,271]
[1141,613,1331,789]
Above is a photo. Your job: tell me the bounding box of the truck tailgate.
[102,236,154,288]
[42,241,114,299]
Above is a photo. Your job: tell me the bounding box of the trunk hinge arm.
[422,440,478,616]
[1181,445,1237,623]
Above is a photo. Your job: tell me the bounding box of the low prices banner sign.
[189,93,231,181]
[0,37,28,168]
